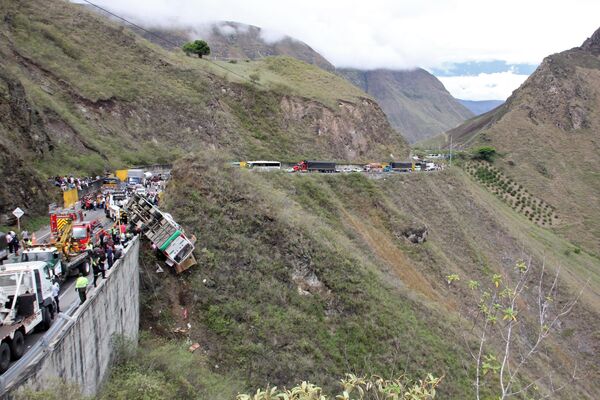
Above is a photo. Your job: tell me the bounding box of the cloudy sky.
[78,0,600,100]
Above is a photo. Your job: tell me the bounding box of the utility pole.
[449,135,453,167]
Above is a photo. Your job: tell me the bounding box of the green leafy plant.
[236,374,442,400]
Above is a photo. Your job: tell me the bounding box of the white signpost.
[12,207,24,232]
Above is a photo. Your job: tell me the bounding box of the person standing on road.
[106,245,114,270]
[75,273,88,304]
[92,253,103,287]
[6,232,13,254]
[21,230,29,246]
[52,279,60,313]
[10,234,19,255]
[94,246,106,283]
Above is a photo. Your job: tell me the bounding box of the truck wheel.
[0,342,11,373]
[79,261,90,276]
[9,331,24,361]
[39,306,51,332]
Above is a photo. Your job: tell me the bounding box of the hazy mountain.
[338,68,474,143]
[457,99,504,115]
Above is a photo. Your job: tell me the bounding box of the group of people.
[4,230,30,255]
[53,176,98,192]
[82,194,106,210]
[75,225,134,304]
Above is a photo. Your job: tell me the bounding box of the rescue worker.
[91,250,105,287]
[85,241,93,256]
[75,273,88,304]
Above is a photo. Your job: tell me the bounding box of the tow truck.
[0,261,55,373]
[40,211,93,279]
[18,244,89,282]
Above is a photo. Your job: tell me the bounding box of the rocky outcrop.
[280,96,406,160]
[397,225,428,244]
[581,26,600,56]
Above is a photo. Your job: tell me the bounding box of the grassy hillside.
[94,153,599,399]
[337,68,474,143]
[434,28,600,255]
[0,0,407,222]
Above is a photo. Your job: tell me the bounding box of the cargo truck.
[126,193,196,273]
[292,160,336,173]
[0,261,55,373]
[389,162,414,172]
[127,169,145,185]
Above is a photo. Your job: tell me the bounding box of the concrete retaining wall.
[4,237,140,397]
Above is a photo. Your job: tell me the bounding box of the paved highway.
[14,208,112,364]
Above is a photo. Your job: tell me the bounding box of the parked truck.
[127,169,145,185]
[126,193,196,273]
[0,261,55,373]
[389,162,414,172]
[292,160,337,173]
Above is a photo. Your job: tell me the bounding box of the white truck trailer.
[0,261,55,372]
[126,193,196,273]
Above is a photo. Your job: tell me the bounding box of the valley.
[1,0,599,399]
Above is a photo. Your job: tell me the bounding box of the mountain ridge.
[457,99,504,115]
[91,9,474,144]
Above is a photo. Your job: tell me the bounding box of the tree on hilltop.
[182,40,210,58]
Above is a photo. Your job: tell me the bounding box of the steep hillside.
[458,99,504,115]
[96,7,473,146]
[102,154,600,399]
[443,27,600,255]
[337,68,474,143]
[0,0,407,223]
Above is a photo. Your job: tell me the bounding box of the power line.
[79,0,263,87]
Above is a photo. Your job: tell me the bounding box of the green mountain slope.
[440,27,600,255]
[110,154,599,399]
[0,0,407,223]
[337,68,474,143]
[109,12,473,145]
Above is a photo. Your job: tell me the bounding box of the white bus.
[246,161,281,171]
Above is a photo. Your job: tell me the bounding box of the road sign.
[12,207,24,219]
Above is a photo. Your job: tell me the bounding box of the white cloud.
[77,0,600,70]
[438,72,529,101]
[260,28,287,44]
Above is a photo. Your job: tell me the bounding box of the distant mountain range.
[337,68,474,143]
[457,99,504,115]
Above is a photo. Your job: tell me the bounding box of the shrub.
[472,146,497,161]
